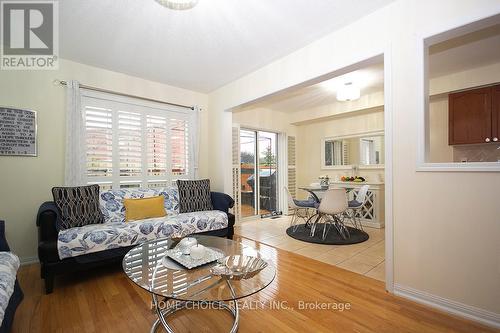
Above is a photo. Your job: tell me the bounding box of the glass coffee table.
[123,235,276,333]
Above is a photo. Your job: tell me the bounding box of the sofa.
[37,186,235,294]
[0,221,23,333]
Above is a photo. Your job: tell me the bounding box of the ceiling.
[59,0,396,93]
[238,62,384,113]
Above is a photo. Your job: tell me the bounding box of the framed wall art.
[0,107,37,156]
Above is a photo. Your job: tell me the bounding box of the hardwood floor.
[13,237,498,333]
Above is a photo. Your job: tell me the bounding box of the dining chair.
[344,185,369,230]
[285,187,315,232]
[311,188,349,240]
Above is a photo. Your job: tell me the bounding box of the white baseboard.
[20,256,39,266]
[394,284,500,329]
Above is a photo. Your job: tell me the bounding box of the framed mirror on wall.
[321,131,385,169]
[360,135,385,166]
[324,138,350,167]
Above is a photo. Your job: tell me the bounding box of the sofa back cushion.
[52,185,104,230]
[100,187,179,223]
[177,179,213,213]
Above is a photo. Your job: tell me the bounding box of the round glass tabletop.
[122,235,276,302]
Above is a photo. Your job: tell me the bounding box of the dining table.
[299,185,354,203]
[298,185,327,203]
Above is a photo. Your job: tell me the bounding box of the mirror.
[359,136,384,165]
[324,137,357,167]
[322,133,384,168]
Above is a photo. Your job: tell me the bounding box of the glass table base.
[150,280,240,333]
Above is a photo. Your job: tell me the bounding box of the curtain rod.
[54,79,195,110]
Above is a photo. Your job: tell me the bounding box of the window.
[360,136,383,165]
[82,90,195,189]
[324,140,347,167]
[420,18,500,171]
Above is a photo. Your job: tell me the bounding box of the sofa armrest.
[0,220,10,252]
[210,192,234,213]
[37,202,59,243]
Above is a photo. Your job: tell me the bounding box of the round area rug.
[286,223,369,245]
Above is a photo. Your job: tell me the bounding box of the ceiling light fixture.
[336,82,360,101]
[155,0,199,10]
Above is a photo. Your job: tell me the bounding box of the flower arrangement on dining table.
[318,175,330,189]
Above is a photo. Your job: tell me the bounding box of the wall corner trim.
[394,284,500,329]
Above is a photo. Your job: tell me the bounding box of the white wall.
[429,96,453,162]
[232,107,297,137]
[209,0,500,320]
[0,59,208,262]
[296,109,384,198]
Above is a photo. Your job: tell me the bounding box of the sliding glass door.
[258,131,278,216]
[240,129,279,218]
[240,129,257,217]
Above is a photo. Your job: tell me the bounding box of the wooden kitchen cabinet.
[448,86,492,145]
[493,85,500,141]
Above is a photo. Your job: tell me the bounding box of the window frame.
[320,130,385,170]
[417,20,500,172]
[81,89,195,189]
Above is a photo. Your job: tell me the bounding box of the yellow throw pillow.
[123,196,166,222]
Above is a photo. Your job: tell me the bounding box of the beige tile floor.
[234,215,386,281]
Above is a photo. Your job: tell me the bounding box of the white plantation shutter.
[81,90,196,189]
[171,118,189,179]
[287,136,297,198]
[118,111,142,178]
[343,140,349,165]
[231,125,241,221]
[85,106,113,181]
[147,115,168,177]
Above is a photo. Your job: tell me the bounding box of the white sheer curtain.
[333,140,343,165]
[64,81,86,186]
[189,106,201,179]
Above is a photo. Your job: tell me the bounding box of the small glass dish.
[210,255,268,280]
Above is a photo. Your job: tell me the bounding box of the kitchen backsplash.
[453,143,500,163]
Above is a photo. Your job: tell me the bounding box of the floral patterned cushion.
[0,252,20,325]
[100,187,179,223]
[57,210,228,259]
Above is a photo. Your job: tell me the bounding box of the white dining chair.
[285,187,314,232]
[311,188,349,240]
[344,185,369,230]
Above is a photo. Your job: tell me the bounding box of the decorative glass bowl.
[210,255,268,280]
[164,247,224,269]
